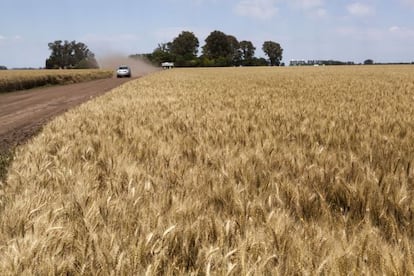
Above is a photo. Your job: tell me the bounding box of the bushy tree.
[262,41,283,66]
[239,40,256,66]
[364,59,374,65]
[203,31,232,61]
[202,31,245,66]
[227,35,242,66]
[251,57,268,66]
[45,40,98,69]
[148,43,175,65]
[171,31,199,61]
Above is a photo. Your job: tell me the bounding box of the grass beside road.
[0,69,113,93]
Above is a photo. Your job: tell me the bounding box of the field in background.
[0,69,113,93]
[0,66,413,274]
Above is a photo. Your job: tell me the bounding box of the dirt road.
[0,77,134,152]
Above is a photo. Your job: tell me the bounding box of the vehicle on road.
[116,66,131,78]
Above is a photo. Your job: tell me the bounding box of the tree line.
[45,40,99,69]
[43,31,283,69]
[132,30,284,67]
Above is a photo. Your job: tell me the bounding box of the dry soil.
[0,77,134,152]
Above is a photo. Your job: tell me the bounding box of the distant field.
[0,66,413,274]
[0,69,113,93]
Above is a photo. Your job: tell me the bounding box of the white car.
[116,66,131,78]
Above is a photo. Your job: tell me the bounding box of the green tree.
[262,41,283,66]
[364,59,374,65]
[202,30,232,61]
[45,40,98,69]
[251,57,268,66]
[239,40,256,66]
[72,42,98,68]
[227,35,242,66]
[171,31,199,61]
[149,43,174,65]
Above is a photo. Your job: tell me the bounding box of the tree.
[251,57,268,66]
[0,65,7,70]
[149,42,175,65]
[45,40,98,69]
[136,29,288,68]
[239,40,256,66]
[171,31,199,59]
[202,30,232,61]
[262,41,283,66]
[227,35,242,66]
[364,59,374,65]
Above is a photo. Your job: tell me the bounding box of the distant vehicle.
[161,62,174,69]
[116,66,131,78]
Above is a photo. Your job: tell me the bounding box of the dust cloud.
[97,54,160,77]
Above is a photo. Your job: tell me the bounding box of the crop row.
[0,69,113,93]
[0,66,413,274]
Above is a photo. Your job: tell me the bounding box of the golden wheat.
[0,66,413,274]
[0,69,113,93]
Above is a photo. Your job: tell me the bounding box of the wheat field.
[0,66,413,274]
[0,69,113,93]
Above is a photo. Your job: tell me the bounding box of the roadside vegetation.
[0,66,413,274]
[0,149,12,182]
[0,69,113,93]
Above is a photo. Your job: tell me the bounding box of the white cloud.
[347,2,375,16]
[286,0,327,18]
[316,8,327,16]
[193,0,328,20]
[234,0,279,20]
[0,35,23,41]
[290,0,324,9]
[389,26,401,32]
[389,25,414,37]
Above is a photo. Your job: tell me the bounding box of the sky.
[1,0,414,68]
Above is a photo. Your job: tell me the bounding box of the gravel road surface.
[0,77,134,152]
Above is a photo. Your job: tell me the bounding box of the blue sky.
[1,0,414,67]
